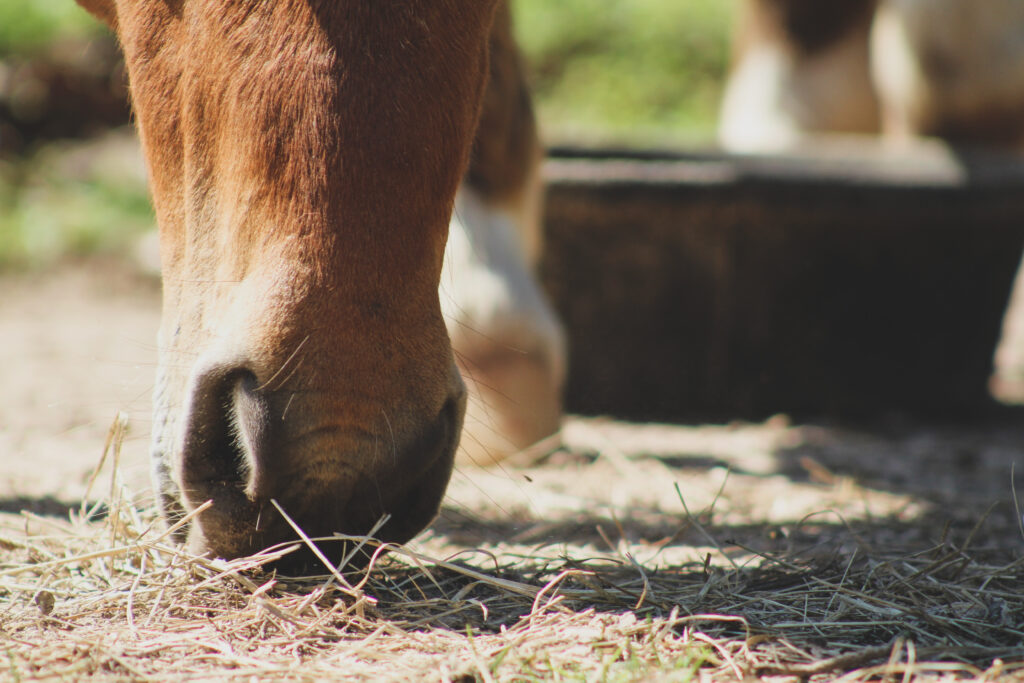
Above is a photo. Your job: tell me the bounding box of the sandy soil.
[0,263,159,508]
[2,261,1023,571]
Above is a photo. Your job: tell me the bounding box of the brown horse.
[74,0,563,565]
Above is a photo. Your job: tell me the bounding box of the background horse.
[720,0,1024,151]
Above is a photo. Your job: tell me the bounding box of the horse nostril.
[180,365,270,503]
[231,372,273,498]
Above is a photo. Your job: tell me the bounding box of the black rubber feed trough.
[539,141,1024,421]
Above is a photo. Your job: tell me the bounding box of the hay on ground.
[2,418,1023,681]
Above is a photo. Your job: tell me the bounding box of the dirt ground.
[0,263,160,507]
[2,260,1023,560]
[4,260,1024,680]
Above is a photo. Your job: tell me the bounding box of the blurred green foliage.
[0,134,154,267]
[514,0,734,145]
[0,0,103,56]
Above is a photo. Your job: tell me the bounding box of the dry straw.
[2,417,1023,681]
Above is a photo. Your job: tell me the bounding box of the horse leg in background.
[719,0,880,152]
[442,3,566,467]
[871,0,1024,150]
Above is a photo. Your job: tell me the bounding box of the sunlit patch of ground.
[0,262,157,504]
